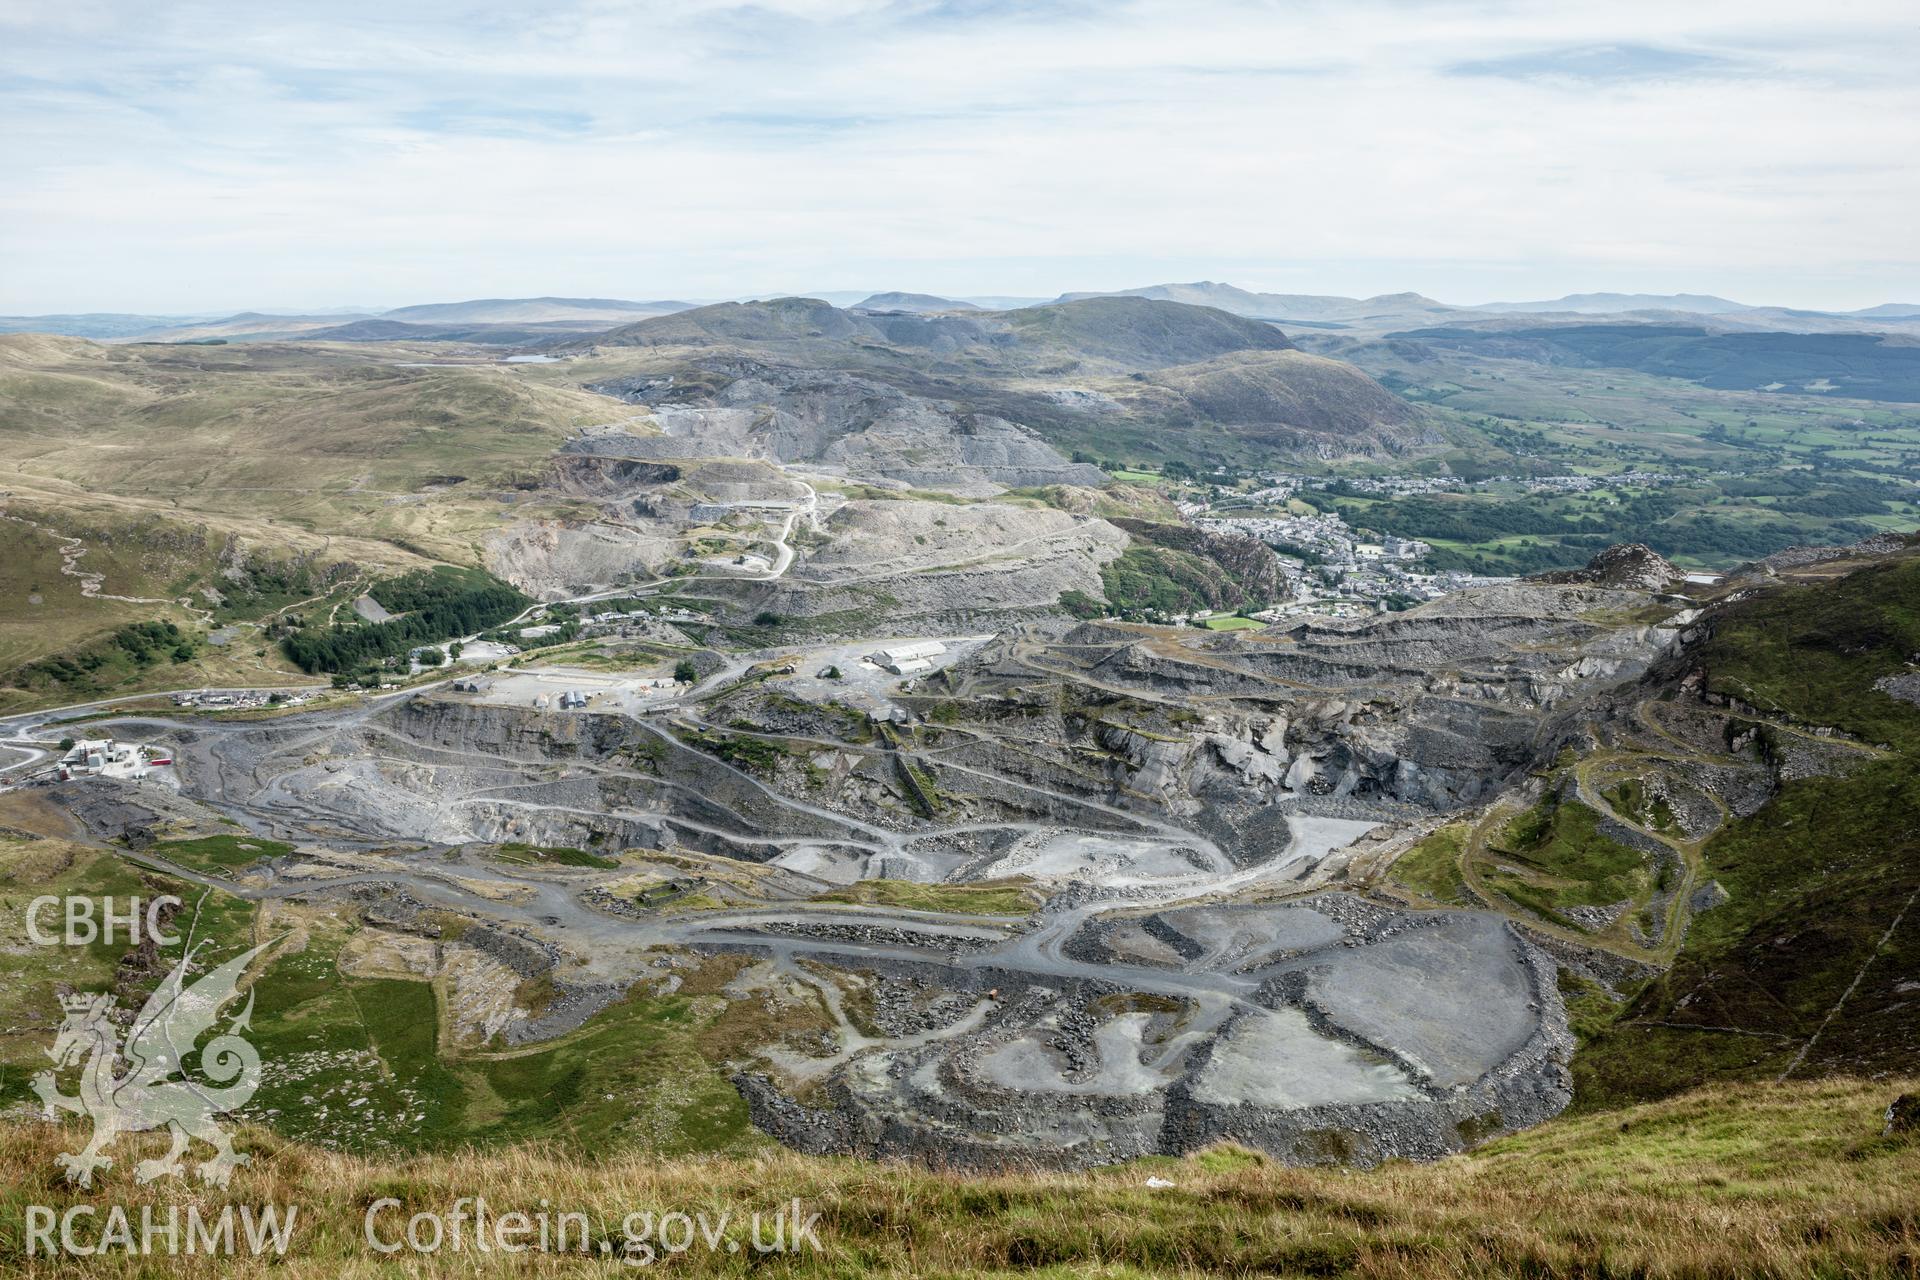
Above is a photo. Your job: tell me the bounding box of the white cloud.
[2,0,1916,312]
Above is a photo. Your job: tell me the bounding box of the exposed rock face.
[574,296,1441,467]
[587,359,1106,495]
[484,520,673,600]
[1029,583,1680,817]
[1689,880,1731,913]
[539,456,681,497]
[56,555,1763,1178]
[1875,673,1920,708]
[711,502,1128,626]
[1743,530,1917,574]
[739,899,1573,1171]
[1535,543,1681,592]
[794,503,1116,585]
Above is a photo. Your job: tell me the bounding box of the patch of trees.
[15,621,197,692]
[282,567,529,674]
[1058,589,1105,620]
[213,552,354,621]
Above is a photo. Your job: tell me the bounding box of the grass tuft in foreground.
[0,1077,1914,1276]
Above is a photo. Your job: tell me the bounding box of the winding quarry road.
[0,620,1569,1168]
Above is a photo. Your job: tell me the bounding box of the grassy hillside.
[0,336,613,705]
[0,497,344,712]
[1306,475,1919,575]
[0,834,817,1156]
[1403,323,1920,402]
[1573,553,1920,1106]
[0,336,610,551]
[1312,328,1920,488]
[1001,296,1296,369]
[1693,552,1920,749]
[0,1078,1913,1275]
[1149,349,1420,434]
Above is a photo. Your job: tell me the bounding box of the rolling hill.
[851,291,980,312]
[1053,281,1458,323]
[0,312,222,339]
[564,295,1435,466]
[1573,546,1920,1104]
[1000,295,1297,368]
[379,295,693,324]
[1470,292,1753,315]
[1394,323,1920,401]
[0,333,618,702]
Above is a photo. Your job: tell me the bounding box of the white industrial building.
[57,739,156,781]
[871,640,946,674]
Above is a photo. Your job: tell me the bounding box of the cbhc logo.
[25,896,182,947]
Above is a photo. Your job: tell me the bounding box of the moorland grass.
[0,1076,1913,1276]
[810,877,1039,917]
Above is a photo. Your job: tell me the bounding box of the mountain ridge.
[1471,291,1752,315]
[1052,280,1455,321]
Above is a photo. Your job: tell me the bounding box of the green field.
[1312,474,1919,574]
[810,877,1038,916]
[1483,795,1650,920]
[1389,824,1471,904]
[1293,330,1920,569]
[493,842,622,870]
[146,833,296,874]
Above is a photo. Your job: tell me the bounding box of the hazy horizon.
[4,0,1918,315]
[5,281,1920,322]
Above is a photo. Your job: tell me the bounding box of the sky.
[2,0,1917,315]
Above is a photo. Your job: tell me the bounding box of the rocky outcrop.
[587,357,1107,495]
[484,519,674,600]
[1111,518,1290,607]
[1534,543,1680,592]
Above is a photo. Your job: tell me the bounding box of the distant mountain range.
[1051,282,1455,323]
[0,311,225,339]
[380,296,691,324]
[1039,283,1920,337]
[1467,292,1920,319]
[0,296,698,344]
[1468,292,1753,315]
[3,285,1917,345]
